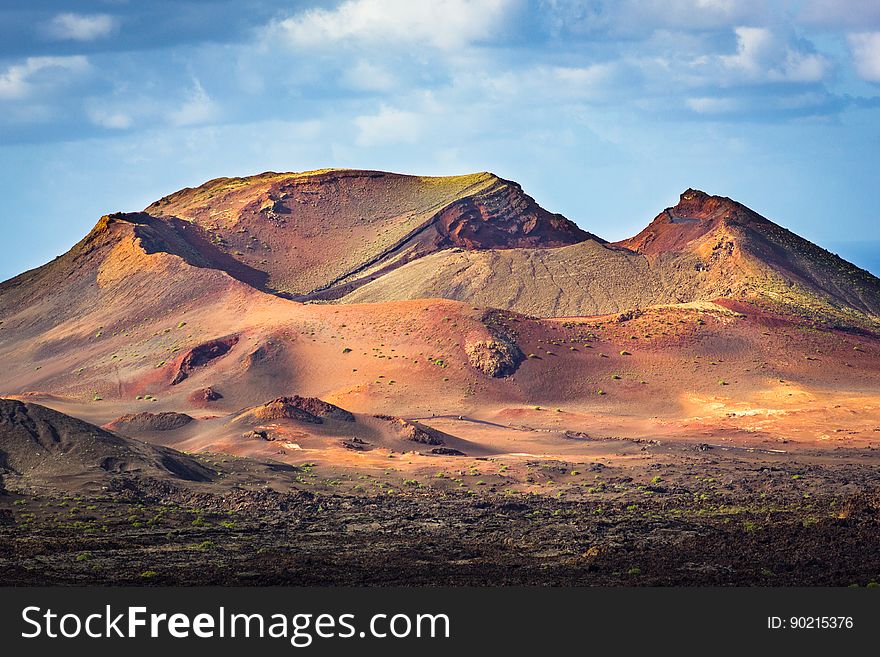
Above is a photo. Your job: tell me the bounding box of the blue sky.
[1,0,879,281]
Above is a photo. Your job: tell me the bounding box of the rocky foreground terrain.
[3,433,880,585]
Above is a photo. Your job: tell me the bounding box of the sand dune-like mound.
[236,396,356,425]
[0,399,213,486]
[373,415,448,445]
[338,239,708,316]
[105,411,194,433]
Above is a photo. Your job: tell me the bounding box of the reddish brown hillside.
[616,189,880,321]
[144,169,594,299]
[616,189,768,255]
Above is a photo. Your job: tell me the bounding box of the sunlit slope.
[145,169,594,298]
[340,189,880,323]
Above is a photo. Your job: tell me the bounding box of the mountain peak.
[139,168,593,299]
[617,189,763,256]
[673,188,750,221]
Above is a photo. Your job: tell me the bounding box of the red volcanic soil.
[143,169,594,300]
[616,188,748,255]
[0,171,879,477]
[171,336,239,385]
[615,189,880,319]
[238,396,355,424]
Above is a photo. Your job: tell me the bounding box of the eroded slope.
[145,169,594,298]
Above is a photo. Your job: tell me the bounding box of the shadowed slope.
[0,399,213,485]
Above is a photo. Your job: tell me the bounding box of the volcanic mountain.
[1,168,879,470]
[144,169,595,300]
[341,188,880,322]
[4,168,880,590]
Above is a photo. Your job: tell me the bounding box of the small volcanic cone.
[237,396,355,425]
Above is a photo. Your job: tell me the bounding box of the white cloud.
[343,60,398,92]
[44,13,119,42]
[686,96,740,113]
[721,27,830,82]
[167,80,219,127]
[269,0,515,50]
[848,32,880,82]
[0,56,90,100]
[354,105,423,146]
[474,62,624,105]
[86,106,133,130]
[554,64,618,90]
[83,80,222,132]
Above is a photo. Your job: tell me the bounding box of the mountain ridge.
[141,168,595,300]
[2,171,878,328]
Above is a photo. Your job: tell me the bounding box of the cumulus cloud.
[269,0,515,50]
[0,56,90,100]
[848,32,880,82]
[343,60,398,92]
[43,13,119,42]
[86,106,134,130]
[167,80,219,127]
[686,96,741,114]
[354,105,423,146]
[721,27,830,82]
